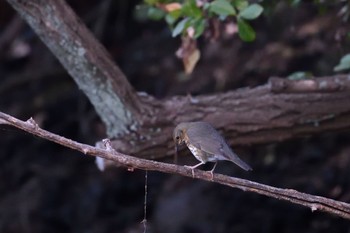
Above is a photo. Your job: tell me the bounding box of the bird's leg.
[185,162,205,177]
[209,162,217,180]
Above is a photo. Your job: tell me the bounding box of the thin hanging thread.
[142,170,148,233]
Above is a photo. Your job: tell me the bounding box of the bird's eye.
[176,136,179,140]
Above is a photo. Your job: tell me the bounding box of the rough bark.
[111,76,350,160]
[6,0,150,136]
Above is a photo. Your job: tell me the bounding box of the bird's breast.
[186,143,207,163]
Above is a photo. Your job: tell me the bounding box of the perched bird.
[173,121,252,177]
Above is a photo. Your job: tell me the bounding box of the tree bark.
[113,76,350,160]
[6,0,150,137]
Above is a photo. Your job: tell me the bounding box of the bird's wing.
[187,126,252,171]
[186,127,229,160]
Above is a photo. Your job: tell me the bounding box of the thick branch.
[6,0,149,136]
[0,111,350,220]
[113,75,350,160]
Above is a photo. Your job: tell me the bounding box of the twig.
[1,111,350,220]
[142,170,148,233]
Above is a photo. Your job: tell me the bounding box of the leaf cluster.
[138,0,264,42]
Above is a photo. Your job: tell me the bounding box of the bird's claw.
[208,170,214,181]
[184,165,195,178]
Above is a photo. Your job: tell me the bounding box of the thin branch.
[1,111,350,220]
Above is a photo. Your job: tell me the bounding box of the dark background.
[0,0,350,232]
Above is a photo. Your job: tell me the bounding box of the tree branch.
[112,75,350,160]
[6,0,150,136]
[6,0,350,161]
[0,111,350,220]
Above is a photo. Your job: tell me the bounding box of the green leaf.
[237,18,256,42]
[334,54,350,72]
[209,0,236,16]
[165,9,182,25]
[340,54,350,64]
[182,0,202,18]
[290,0,302,7]
[165,14,176,25]
[334,63,350,72]
[144,0,158,5]
[233,0,249,11]
[169,8,182,19]
[239,3,263,20]
[203,2,210,10]
[193,18,206,38]
[147,7,165,20]
[172,18,189,37]
[287,71,313,80]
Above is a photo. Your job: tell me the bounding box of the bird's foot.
[184,165,196,177]
[208,170,214,181]
[208,162,217,181]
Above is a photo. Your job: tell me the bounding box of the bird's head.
[173,123,187,146]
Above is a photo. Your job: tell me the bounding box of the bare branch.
[6,0,150,136]
[112,76,350,160]
[1,111,350,220]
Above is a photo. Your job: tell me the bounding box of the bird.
[173,121,252,177]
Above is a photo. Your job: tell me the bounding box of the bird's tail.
[228,153,253,171]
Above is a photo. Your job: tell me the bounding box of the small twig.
[1,111,350,220]
[142,170,148,233]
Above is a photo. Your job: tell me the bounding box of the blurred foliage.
[287,71,313,80]
[136,0,263,42]
[334,54,350,72]
[135,0,350,75]
[135,0,263,74]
